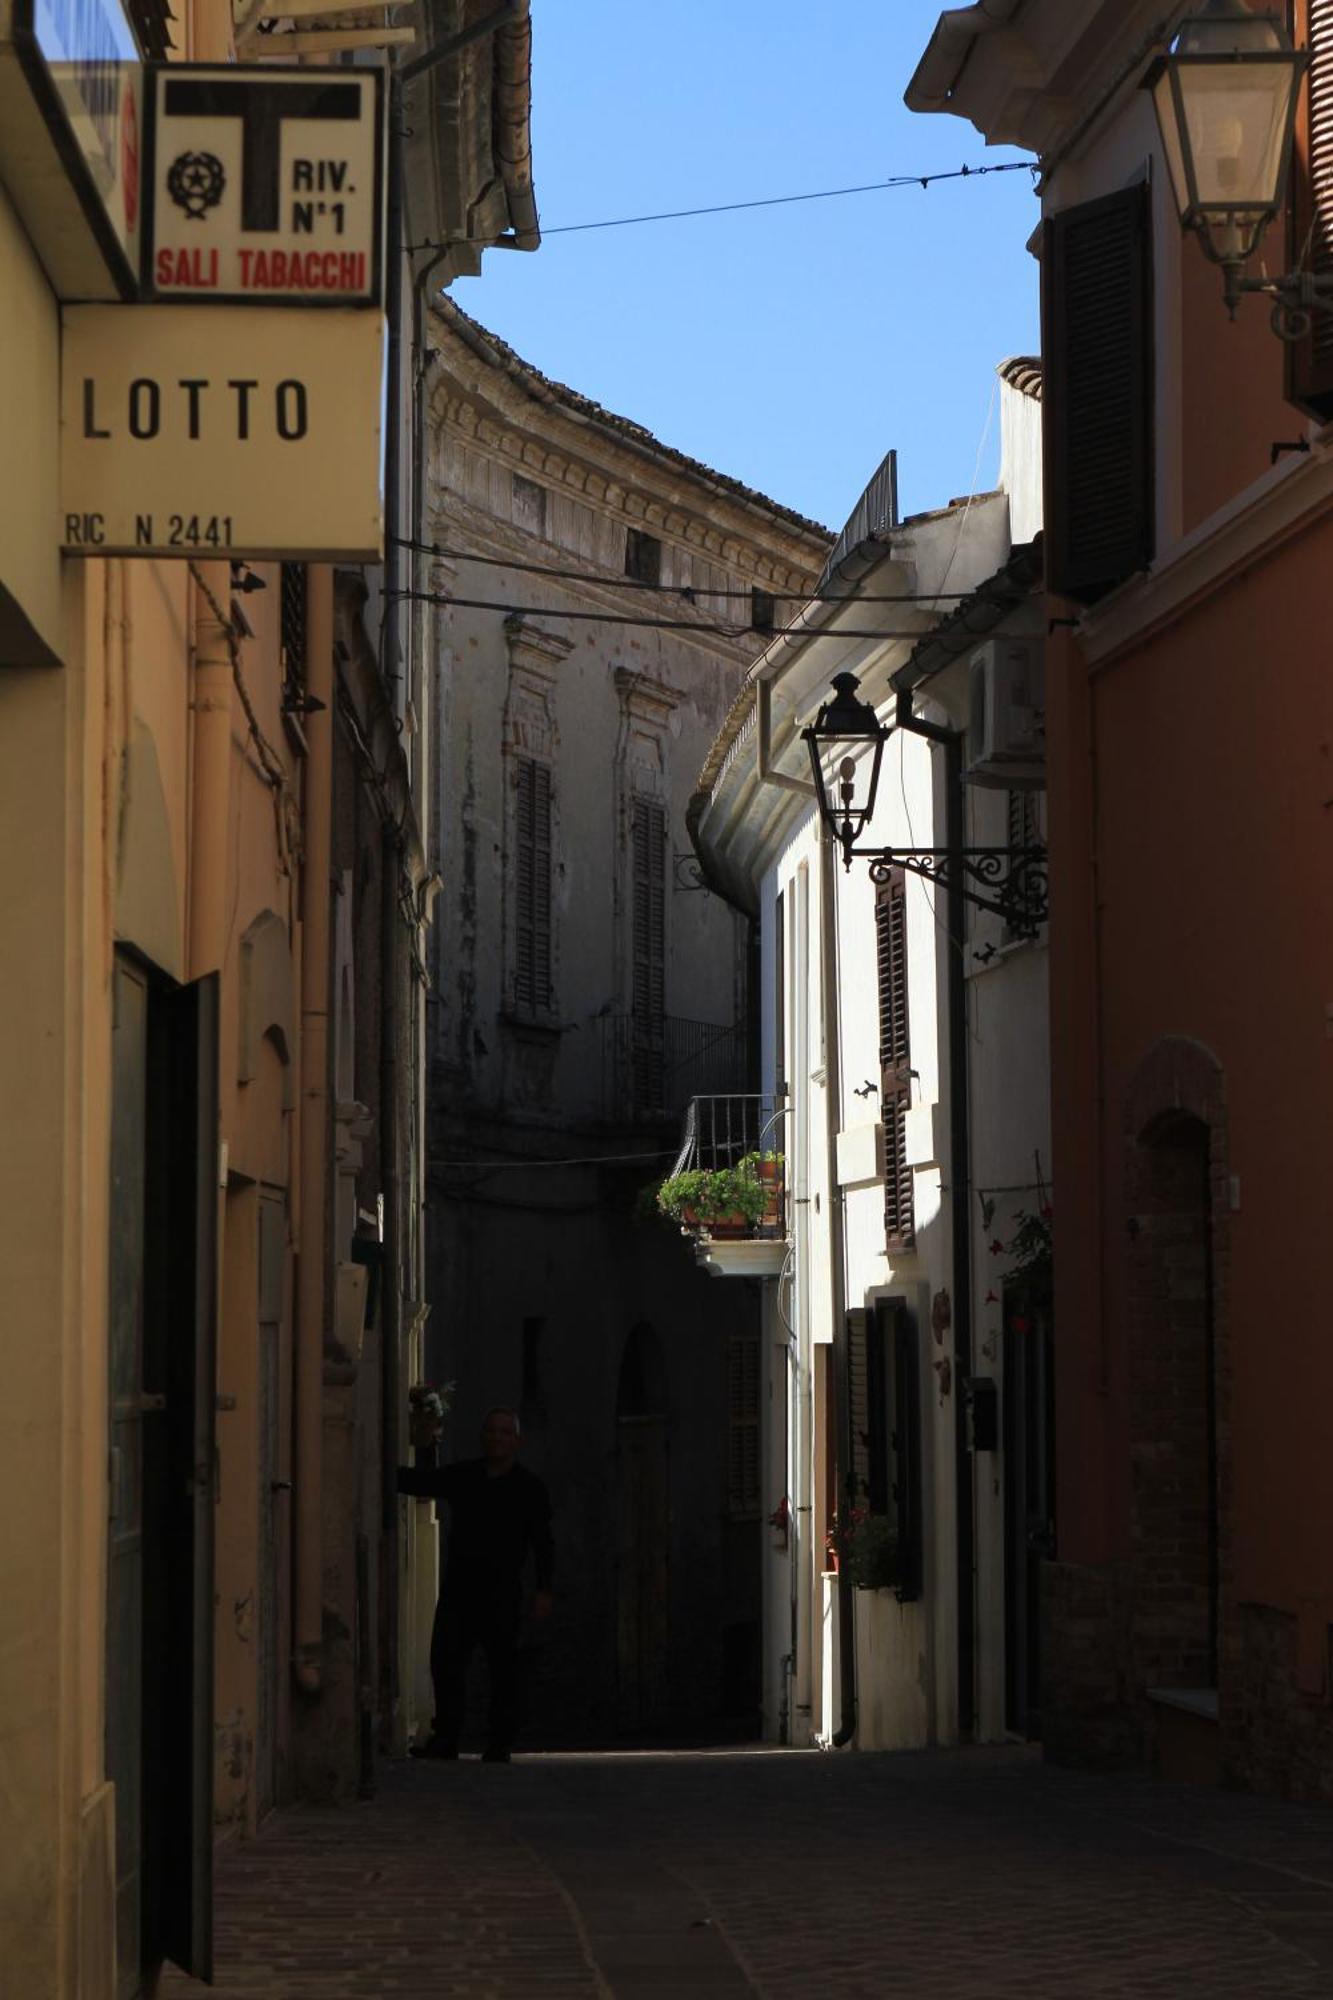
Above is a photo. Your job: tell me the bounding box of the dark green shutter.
[1043,182,1154,601]
[514,758,552,1013]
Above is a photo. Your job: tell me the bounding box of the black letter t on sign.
[162,81,362,233]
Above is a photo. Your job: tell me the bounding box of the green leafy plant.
[657,1163,768,1227]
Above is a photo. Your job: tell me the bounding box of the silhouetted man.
[397,1405,553,1762]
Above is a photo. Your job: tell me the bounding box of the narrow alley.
[160,1748,1333,1998]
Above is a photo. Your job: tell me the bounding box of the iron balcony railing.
[600,1013,748,1124]
[668,1092,789,1241]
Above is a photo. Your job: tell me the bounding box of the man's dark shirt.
[397,1454,554,1595]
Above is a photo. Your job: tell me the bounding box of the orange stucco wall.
[1050,520,1333,1619]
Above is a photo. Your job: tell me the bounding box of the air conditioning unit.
[965,638,1045,789]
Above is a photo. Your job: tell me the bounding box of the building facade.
[909,0,1333,1798]
[0,6,537,1995]
[423,301,829,1742]
[687,379,1049,1753]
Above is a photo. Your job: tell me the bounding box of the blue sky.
[451,2,1040,535]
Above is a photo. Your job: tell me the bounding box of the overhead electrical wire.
[391,535,978,603]
[404,158,1036,250]
[389,587,964,643]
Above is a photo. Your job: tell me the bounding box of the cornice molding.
[435,386,820,592]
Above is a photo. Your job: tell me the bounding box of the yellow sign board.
[60,304,385,558]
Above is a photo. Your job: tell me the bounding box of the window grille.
[280,563,307,699]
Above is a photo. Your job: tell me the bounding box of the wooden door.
[256,1191,285,1819]
[107,959,149,2000]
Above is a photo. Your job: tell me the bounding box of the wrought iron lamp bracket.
[1223,264,1333,342]
[846,843,1050,939]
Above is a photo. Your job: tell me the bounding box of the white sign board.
[144,65,383,305]
[61,305,385,558]
[10,0,143,292]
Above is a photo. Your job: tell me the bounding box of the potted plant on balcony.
[656,1162,767,1237]
[739,1150,784,1228]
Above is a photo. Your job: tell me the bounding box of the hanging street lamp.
[801,675,1049,937]
[1147,1,1318,336]
[801,671,889,859]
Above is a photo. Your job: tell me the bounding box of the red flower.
[1040,1204,1053,1221]
[985,1289,999,1304]
[1011,1313,1031,1334]
[989,1238,1005,1256]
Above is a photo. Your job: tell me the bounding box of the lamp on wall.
[800,671,889,864]
[801,674,1049,936]
[1147,1,1319,337]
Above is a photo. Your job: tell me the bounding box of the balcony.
[660,1093,789,1278]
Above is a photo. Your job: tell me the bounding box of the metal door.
[107,959,149,2000]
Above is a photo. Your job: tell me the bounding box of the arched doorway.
[614,1323,670,1732]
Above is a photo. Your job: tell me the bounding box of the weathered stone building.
[424,302,829,1741]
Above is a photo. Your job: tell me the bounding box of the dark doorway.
[106,955,218,1996]
[256,1190,286,1820]
[614,1323,670,1731]
[1003,1295,1056,1737]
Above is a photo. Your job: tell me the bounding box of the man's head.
[481,1406,520,1469]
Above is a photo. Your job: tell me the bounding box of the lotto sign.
[61,305,386,559]
[143,65,383,305]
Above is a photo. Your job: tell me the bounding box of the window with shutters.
[1290,3,1333,413]
[846,1301,923,1601]
[630,795,666,1110]
[727,1330,761,1519]
[1043,182,1154,602]
[875,869,914,1255]
[513,758,553,1016]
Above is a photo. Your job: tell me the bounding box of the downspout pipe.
[895,692,976,1738]
[294,567,335,1698]
[820,828,858,1749]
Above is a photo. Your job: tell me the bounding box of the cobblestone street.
[160,1745,1333,1998]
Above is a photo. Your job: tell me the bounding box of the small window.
[512,473,547,538]
[625,527,662,585]
[751,587,776,633]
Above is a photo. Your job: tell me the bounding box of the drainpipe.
[294,566,334,1698]
[820,828,858,1748]
[896,695,976,1738]
[187,564,233,980]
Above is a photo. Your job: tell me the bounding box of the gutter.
[904,0,1027,114]
[494,4,540,250]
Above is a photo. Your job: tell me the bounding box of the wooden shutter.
[1043,183,1154,602]
[727,1331,761,1519]
[846,1307,871,1506]
[631,797,666,1107]
[514,758,552,1013]
[1290,2,1333,412]
[875,868,914,1254]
